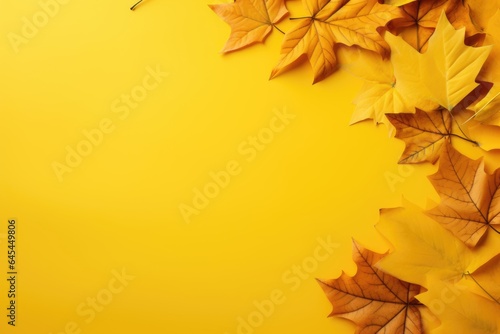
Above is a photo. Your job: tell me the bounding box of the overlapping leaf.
[386,109,452,164]
[472,10,500,124]
[270,0,402,83]
[466,0,500,32]
[427,142,500,247]
[376,203,472,286]
[209,0,288,52]
[338,48,414,124]
[210,2,500,333]
[318,241,424,334]
[387,13,491,111]
[417,279,500,334]
[388,0,481,52]
[460,254,500,303]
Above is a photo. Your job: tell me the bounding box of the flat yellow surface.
[0,1,438,333]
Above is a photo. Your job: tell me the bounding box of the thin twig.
[273,24,285,34]
[447,110,480,146]
[463,91,500,124]
[464,271,500,304]
[130,0,144,10]
[490,225,500,234]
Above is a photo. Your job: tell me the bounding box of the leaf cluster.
[210,1,500,332]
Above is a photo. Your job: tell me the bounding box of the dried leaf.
[389,0,482,52]
[466,0,500,32]
[420,12,491,111]
[209,0,288,52]
[376,202,472,286]
[470,9,500,125]
[460,254,500,303]
[386,109,452,164]
[427,142,500,247]
[384,32,438,111]
[387,13,491,111]
[417,279,500,334]
[338,48,414,124]
[470,86,500,125]
[352,82,414,124]
[270,0,401,83]
[318,240,424,334]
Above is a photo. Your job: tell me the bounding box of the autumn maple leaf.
[386,12,492,111]
[270,0,402,83]
[386,109,452,164]
[317,241,424,334]
[209,0,288,52]
[337,47,414,124]
[470,10,500,125]
[427,142,500,247]
[417,279,500,334]
[388,0,482,52]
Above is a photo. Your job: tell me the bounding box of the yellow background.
[0,1,443,333]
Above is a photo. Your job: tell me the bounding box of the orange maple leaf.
[427,142,500,247]
[318,241,424,334]
[388,0,482,52]
[386,109,452,164]
[209,0,288,52]
[270,0,402,83]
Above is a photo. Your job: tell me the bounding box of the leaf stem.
[448,133,479,146]
[130,0,144,10]
[273,24,285,34]
[490,225,500,234]
[464,271,500,304]
[447,110,480,147]
[290,16,312,20]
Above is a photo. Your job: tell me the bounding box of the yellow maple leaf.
[388,0,482,52]
[470,9,500,125]
[384,32,437,111]
[466,0,500,32]
[270,0,401,83]
[376,202,472,286]
[386,12,491,111]
[417,279,500,334]
[338,47,414,124]
[459,254,500,304]
[209,0,288,52]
